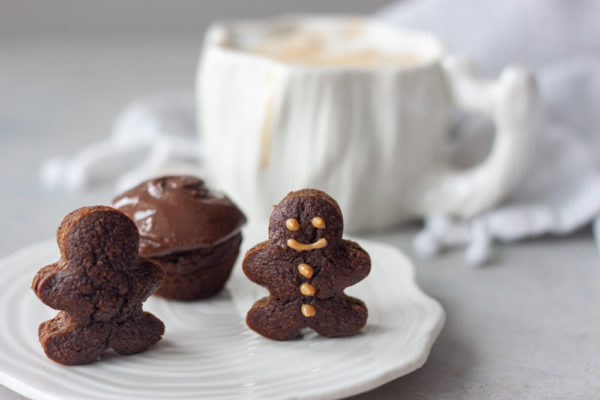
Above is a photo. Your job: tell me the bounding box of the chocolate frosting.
[113,176,246,257]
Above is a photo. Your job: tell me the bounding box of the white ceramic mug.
[197,15,537,232]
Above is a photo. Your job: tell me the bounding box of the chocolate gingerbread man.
[32,206,165,365]
[243,189,371,340]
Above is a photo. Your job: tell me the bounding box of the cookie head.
[268,189,343,250]
[57,206,140,271]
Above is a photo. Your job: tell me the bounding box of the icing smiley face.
[268,189,344,250]
[285,216,328,251]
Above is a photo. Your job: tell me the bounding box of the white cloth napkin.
[379,0,600,265]
[40,0,600,265]
[40,91,202,194]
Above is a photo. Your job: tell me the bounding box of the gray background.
[0,0,392,39]
[1,1,599,399]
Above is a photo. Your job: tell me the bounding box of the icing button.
[301,304,316,317]
[297,263,314,278]
[300,283,315,296]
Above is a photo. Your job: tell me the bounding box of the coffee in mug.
[245,22,420,66]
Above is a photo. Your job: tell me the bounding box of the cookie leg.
[109,312,165,355]
[39,312,110,365]
[246,297,304,340]
[310,296,368,338]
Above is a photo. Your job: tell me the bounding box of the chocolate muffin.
[113,176,246,300]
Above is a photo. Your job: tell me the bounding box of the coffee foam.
[229,21,422,67]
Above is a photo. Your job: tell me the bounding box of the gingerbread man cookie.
[243,189,371,340]
[32,206,165,365]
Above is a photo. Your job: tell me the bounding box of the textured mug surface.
[198,15,537,231]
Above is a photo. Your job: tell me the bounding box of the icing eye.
[286,218,300,231]
[311,217,325,229]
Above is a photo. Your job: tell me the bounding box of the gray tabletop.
[1,39,599,400]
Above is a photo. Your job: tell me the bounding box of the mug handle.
[417,55,538,218]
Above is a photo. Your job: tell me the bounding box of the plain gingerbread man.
[243,189,371,340]
[32,206,165,365]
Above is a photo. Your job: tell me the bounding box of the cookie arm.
[242,242,279,287]
[32,262,93,319]
[341,240,371,287]
[32,263,64,310]
[134,259,166,302]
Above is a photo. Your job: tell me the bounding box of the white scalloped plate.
[0,229,444,400]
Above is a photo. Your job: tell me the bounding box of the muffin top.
[113,176,246,257]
